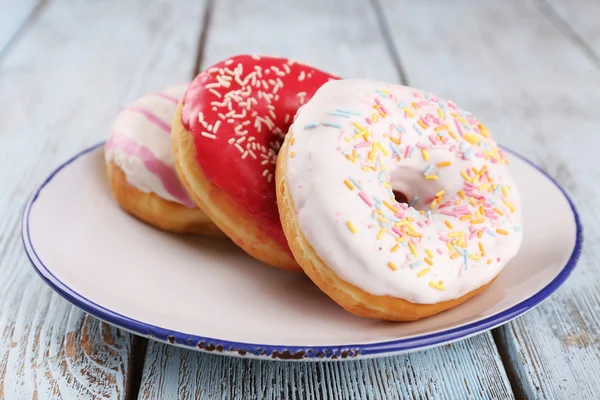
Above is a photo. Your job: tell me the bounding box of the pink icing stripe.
[107,132,196,208]
[127,106,171,133]
[152,92,179,104]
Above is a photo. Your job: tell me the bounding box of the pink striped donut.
[105,84,225,237]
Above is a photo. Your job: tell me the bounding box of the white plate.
[22,142,582,360]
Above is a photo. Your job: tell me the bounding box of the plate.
[22,142,582,360]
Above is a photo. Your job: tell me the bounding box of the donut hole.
[392,190,409,205]
[390,167,443,212]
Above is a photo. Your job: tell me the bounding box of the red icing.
[182,55,338,251]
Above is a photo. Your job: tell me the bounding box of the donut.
[105,84,224,237]
[171,55,338,270]
[276,79,523,321]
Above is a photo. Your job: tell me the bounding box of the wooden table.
[1,0,598,398]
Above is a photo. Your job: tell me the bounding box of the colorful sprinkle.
[429,281,446,291]
[346,221,357,234]
[321,121,343,129]
[409,242,418,256]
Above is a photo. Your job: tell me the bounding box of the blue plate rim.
[21,141,583,360]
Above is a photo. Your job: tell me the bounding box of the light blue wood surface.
[0,0,41,58]
[140,335,513,400]
[1,0,599,398]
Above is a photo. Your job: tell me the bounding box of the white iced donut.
[105,84,224,237]
[276,79,523,321]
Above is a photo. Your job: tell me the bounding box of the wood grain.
[0,0,207,398]
[543,0,600,67]
[140,334,513,400]
[201,0,398,82]
[0,0,43,59]
[377,0,600,398]
[138,0,514,398]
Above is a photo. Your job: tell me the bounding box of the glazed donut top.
[287,79,523,304]
[181,55,337,250]
[105,84,195,208]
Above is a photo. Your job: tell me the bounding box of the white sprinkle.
[236,137,246,144]
[201,132,216,139]
[248,150,257,159]
[285,114,290,123]
[234,143,244,153]
[298,71,306,81]
[208,88,221,98]
[283,63,291,74]
[213,120,221,133]
[241,151,249,159]
[217,76,231,88]
[218,113,226,120]
[267,174,273,182]
[262,169,269,176]
[205,83,220,89]
[225,59,234,65]
[198,112,204,123]
[242,71,256,86]
[227,138,235,144]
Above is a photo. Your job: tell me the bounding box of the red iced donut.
[171,55,338,270]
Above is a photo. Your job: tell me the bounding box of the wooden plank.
[376,0,600,398]
[201,0,399,82]
[542,0,600,66]
[140,334,513,400]
[138,0,514,398]
[0,0,42,58]
[0,0,207,398]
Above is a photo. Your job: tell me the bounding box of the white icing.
[105,84,190,205]
[287,79,523,304]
